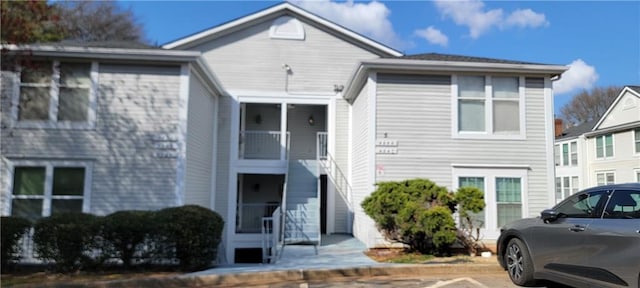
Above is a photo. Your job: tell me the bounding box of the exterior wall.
[194,15,380,93]
[214,96,233,229]
[332,97,350,233]
[1,63,183,215]
[585,128,640,185]
[554,137,586,203]
[370,73,551,240]
[598,91,639,129]
[184,72,217,207]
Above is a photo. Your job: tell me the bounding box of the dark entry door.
[321,175,327,234]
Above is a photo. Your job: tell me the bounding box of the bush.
[362,179,457,255]
[99,210,155,267]
[33,213,100,272]
[155,205,224,271]
[1,216,31,269]
[455,186,486,255]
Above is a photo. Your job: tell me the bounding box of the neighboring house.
[554,86,640,202]
[0,3,567,264]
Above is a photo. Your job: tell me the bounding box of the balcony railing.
[239,131,289,160]
[237,202,280,233]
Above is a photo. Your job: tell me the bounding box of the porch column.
[280,102,288,160]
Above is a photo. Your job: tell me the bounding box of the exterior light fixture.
[308,115,315,126]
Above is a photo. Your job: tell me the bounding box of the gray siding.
[195,15,379,93]
[184,74,216,207]
[1,64,182,214]
[375,74,550,218]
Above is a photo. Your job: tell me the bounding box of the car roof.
[580,183,640,193]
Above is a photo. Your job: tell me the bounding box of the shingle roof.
[627,86,640,94]
[556,120,598,140]
[390,52,548,65]
[43,40,158,49]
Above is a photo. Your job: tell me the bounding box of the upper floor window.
[555,176,579,203]
[13,60,97,129]
[596,171,615,186]
[455,75,523,139]
[634,128,640,154]
[595,134,614,159]
[559,141,578,166]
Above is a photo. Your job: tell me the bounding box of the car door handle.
[569,225,586,232]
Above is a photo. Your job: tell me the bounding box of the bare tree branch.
[559,86,621,125]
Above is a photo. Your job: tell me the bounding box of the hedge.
[1,216,31,269]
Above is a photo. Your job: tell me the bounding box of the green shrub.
[100,210,155,267]
[455,186,486,254]
[1,216,31,269]
[155,205,224,271]
[362,179,457,255]
[33,213,100,272]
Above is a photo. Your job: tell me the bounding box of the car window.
[603,190,640,219]
[554,190,606,218]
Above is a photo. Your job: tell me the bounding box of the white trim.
[226,98,241,263]
[12,60,99,130]
[451,163,531,169]
[367,72,377,189]
[544,77,555,208]
[5,160,93,217]
[595,134,615,159]
[174,64,190,206]
[595,170,616,186]
[326,96,337,234]
[162,3,402,56]
[593,86,640,130]
[634,127,640,156]
[3,44,201,62]
[269,16,305,40]
[229,89,335,99]
[347,99,353,233]
[209,91,220,211]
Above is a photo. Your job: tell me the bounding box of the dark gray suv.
[497,183,640,287]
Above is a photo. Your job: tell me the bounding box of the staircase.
[283,159,321,245]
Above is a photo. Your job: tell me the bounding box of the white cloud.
[415,26,449,47]
[433,0,548,38]
[291,0,403,48]
[554,59,599,95]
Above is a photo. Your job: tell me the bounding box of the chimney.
[554,119,563,138]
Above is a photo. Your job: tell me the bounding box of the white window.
[595,134,614,159]
[596,171,615,186]
[570,142,578,165]
[8,161,92,221]
[554,145,560,166]
[12,60,97,129]
[459,177,485,228]
[453,167,527,239]
[555,176,579,203]
[454,75,524,139]
[558,141,578,166]
[634,128,640,154]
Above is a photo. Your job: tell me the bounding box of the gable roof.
[393,53,548,65]
[592,85,640,131]
[161,2,403,57]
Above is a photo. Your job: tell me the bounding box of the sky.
[119,0,640,113]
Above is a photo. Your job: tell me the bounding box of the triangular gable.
[593,86,640,130]
[162,2,402,57]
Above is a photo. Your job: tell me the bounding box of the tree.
[1,0,66,44]
[559,86,622,125]
[53,1,147,44]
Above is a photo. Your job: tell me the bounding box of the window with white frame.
[455,75,523,137]
[10,161,91,221]
[596,171,615,186]
[558,141,578,166]
[555,176,579,203]
[453,167,526,238]
[496,177,522,228]
[554,144,560,166]
[459,177,485,228]
[634,128,640,154]
[14,60,96,129]
[595,134,614,158]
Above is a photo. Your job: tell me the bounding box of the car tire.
[505,238,536,286]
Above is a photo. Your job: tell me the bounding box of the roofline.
[2,44,202,62]
[592,86,640,130]
[161,2,403,57]
[343,58,568,101]
[584,121,640,138]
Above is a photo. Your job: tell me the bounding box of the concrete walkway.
[89,235,502,287]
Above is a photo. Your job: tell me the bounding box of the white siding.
[214,96,233,219]
[1,64,183,215]
[333,98,350,233]
[184,74,217,207]
[586,129,640,185]
[194,15,379,93]
[598,91,640,130]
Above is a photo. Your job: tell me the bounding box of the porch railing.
[239,131,289,160]
[317,132,328,160]
[261,206,281,264]
[236,202,280,233]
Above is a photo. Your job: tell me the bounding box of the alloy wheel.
[506,242,524,281]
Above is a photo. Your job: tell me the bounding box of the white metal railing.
[239,131,289,160]
[261,206,281,264]
[317,133,354,233]
[236,203,280,233]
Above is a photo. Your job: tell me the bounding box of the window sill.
[453,132,526,140]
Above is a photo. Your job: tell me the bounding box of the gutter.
[583,121,640,138]
[343,58,568,101]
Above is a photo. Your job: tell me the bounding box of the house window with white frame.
[456,75,522,137]
[595,134,614,158]
[596,171,615,186]
[496,177,522,228]
[555,176,579,202]
[554,144,560,166]
[634,128,640,154]
[14,60,96,128]
[559,141,578,166]
[459,177,485,228]
[10,162,91,222]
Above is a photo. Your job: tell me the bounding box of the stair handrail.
[278,132,291,254]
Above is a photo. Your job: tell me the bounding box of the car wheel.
[505,238,536,286]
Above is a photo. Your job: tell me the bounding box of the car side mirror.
[541,209,560,223]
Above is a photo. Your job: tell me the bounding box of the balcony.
[237,202,280,233]
[239,130,289,160]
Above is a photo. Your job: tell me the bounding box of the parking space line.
[427,277,490,288]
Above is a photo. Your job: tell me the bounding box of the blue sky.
[119,0,640,113]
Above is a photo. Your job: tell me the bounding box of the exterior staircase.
[283,158,320,245]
